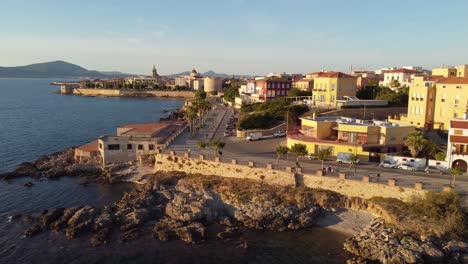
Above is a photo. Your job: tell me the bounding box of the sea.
[0,78,350,263]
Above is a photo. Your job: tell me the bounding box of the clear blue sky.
[1,0,468,75]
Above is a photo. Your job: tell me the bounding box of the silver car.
[425,166,450,174]
[379,160,397,168]
[397,163,418,171]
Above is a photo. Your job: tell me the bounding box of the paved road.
[168,104,468,207]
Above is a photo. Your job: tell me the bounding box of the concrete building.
[74,140,100,162]
[204,77,223,93]
[447,117,468,172]
[432,66,457,78]
[287,116,415,162]
[312,72,356,107]
[192,79,204,91]
[380,68,421,89]
[433,77,468,131]
[98,122,185,164]
[455,65,468,77]
[255,76,292,102]
[175,68,204,89]
[292,79,314,91]
[390,76,445,129]
[352,71,383,90]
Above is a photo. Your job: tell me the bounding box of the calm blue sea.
[0,78,184,172]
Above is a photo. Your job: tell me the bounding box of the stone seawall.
[154,152,428,203]
[72,88,195,98]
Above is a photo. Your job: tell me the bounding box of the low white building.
[379,68,421,90]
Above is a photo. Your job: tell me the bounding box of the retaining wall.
[72,88,195,98]
[154,153,429,202]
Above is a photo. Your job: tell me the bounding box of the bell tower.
[152,65,159,78]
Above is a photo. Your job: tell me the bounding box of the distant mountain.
[165,70,250,79]
[0,61,130,78]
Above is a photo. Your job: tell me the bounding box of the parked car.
[397,163,418,171]
[273,131,286,138]
[246,132,262,141]
[307,154,317,160]
[224,131,233,137]
[379,160,397,168]
[425,166,450,174]
[336,152,360,164]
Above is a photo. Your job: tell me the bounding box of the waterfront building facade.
[287,115,415,163]
[292,79,314,91]
[433,77,468,131]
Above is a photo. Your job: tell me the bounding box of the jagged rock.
[51,207,81,230]
[217,227,238,240]
[40,208,64,227]
[25,225,42,237]
[64,206,96,239]
[24,182,34,187]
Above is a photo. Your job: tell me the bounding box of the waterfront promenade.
[167,103,468,208]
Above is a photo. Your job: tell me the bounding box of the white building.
[447,116,468,172]
[379,68,421,90]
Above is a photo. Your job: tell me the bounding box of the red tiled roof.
[306,71,327,76]
[438,77,468,85]
[314,72,355,78]
[119,122,170,135]
[383,68,420,74]
[424,75,447,82]
[76,140,99,153]
[451,120,468,129]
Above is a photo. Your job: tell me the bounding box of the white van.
[336,152,360,164]
[246,132,262,141]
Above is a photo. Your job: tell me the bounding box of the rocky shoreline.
[345,218,468,264]
[15,173,333,246]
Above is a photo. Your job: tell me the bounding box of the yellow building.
[455,65,468,77]
[312,72,356,107]
[391,76,444,129]
[287,116,415,162]
[292,79,314,91]
[432,67,457,78]
[433,77,468,130]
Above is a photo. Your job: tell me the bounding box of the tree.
[451,168,462,187]
[389,79,401,89]
[195,90,207,101]
[185,104,198,136]
[197,140,207,154]
[290,143,308,166]
[423,141,439,160]
[275,145,289,165]
[210,137,225,157]
[316,148,331,171]
[349,154,359,175]
[434,152,446,161]
[223,86,240,102]
[405,131,428,157]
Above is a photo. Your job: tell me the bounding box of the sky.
[1,0,468,75]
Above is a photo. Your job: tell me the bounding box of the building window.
[455,95,460,105]
[441,94,446,102]
[149,144,154,150]
[99,143,103,150]
[331,84,335,91]
[454,112,459,118]
[454,130,463,135]
[127,144,132,150]
[108,144,120,150]
[138,144,143,150]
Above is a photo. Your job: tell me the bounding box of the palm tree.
[185,104,198,136]
[210,137,225,157]
[275,145,289,165]
[405,131,428,158]
[197,140,207,155]
[316,148,331,171]
[349,154,359,175]
[290,143,308,167]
